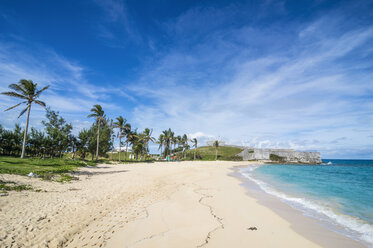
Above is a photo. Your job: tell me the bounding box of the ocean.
[239,160,373,247]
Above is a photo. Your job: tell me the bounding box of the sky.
[0,0,373,158]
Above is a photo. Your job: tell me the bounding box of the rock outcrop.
[237,147,322,164]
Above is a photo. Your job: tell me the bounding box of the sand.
[0,161,362,248]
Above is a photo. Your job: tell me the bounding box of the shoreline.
[232,164,365,248]
[0,161,364,247]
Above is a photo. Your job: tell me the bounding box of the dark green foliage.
[76,129,90,159]
[41,108,73,157]
[0,109,75,158]
[87,123,112,159]
[0,124,23,156]
[269,154,286,162]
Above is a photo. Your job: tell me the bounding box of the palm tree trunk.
[111,135,114,160]
[119,136,122,162]
[96,119,100,161]
[125,141,128,161]
[215,148,218,160]
[21,105,31,159]
[194,148,196,160]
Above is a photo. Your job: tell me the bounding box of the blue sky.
[0,0,373,158]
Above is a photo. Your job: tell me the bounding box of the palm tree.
[142,128,155,158]
[113,116,126,162]
[87,105,105,161]
[192,138,198,160]
[123,123,131,161]
[170,131,175,154]
[162,128,172,157]
[157,134,165,158]
[107,119,115,160]
[127,130,140,160]
[213,140,219,160]
[1,79,50,158]
[181,134,188,159]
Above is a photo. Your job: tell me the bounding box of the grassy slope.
[185,146,243,161]
[0,156,89,181]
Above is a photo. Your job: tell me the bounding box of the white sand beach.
[0,161,363,248]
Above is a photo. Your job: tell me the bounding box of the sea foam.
[240,166,373,247]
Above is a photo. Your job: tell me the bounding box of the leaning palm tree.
[157,134,165,158]
[87,105,105,161]
[1,79,50,158]
[213,140,219,160]
[108,119,115,160]
[113,116,126,162]
[181,134,188,159]
[123,123,131,161]
[192,138,198,160]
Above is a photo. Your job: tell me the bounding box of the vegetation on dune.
[0,180,33,192]
[184,146,243,161]
[0,156,88,182]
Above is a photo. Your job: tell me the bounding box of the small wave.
[327,161,333,165]
[240,169,373,247]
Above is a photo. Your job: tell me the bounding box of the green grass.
[0,180,33,192]
[0,156,88,182]
[184,146,243,161]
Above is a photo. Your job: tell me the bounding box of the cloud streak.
[124,6,373,158]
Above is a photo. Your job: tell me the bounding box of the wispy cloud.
[123,6,373,157]
[0,39,122,131]
[93,0,142,47]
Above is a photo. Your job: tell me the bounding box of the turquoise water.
[240,160,373,247]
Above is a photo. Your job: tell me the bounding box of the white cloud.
[123,10,373,157]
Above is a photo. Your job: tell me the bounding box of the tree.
[76,129,90,159]
[87,105,105,161]
[1,79,49,158]
[113,116,126,162]
[192,138,198,160]
[42,108,72,157]
[142,128,155,158]
[213,140,219,160]
[181,134,188,159]
[123,123,131,161]
[127,130,140,160]
[108,119,115,160]
[162,128,173,157]
[0,124,23,156]
[157,134,164,158]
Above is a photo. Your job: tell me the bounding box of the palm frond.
[35,85,50,97]
[18,106,29,118]
[5,102,22,111]
[1,91,29,100]
[20,80,35,94]
[34,100,46,107]
[8,83,27,95]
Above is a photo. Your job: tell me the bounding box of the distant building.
[115,147,132,152]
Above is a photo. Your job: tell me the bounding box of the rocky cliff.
[237,147,322,164]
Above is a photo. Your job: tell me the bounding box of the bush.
[269,154,286,162]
